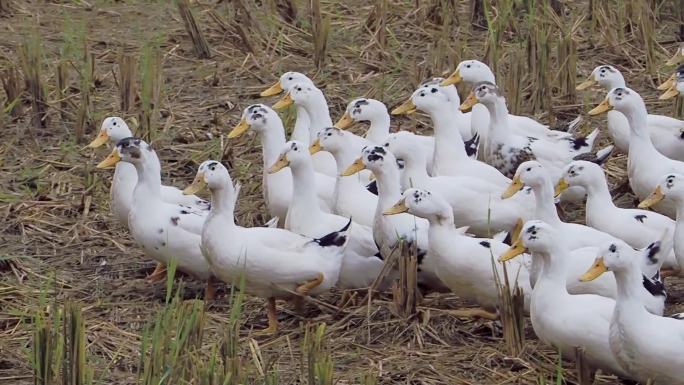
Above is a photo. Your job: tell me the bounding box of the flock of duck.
[87,44,684,383]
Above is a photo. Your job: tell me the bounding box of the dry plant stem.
[574,347,595,385]
[2,66,23,117]
[18,32,48,131]
[176,0,212,59]
[118,53,137,113]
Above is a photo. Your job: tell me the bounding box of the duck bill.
[510,218,524,244]
[341,158,366,176]
[665,49,684,66]
[499,238,526,262]
[183,173,207,195]
[459,91,478,112]
[391,99,417,115]
[309,139,322,155]
[334,112,354,129]
[227,118,250,139]
[588,98,613,116]
[579,257,608,282]
[88,130,109,148]
[657,74,676,91]
[440,69,462,86]
[96,149,121,169]
[554,178,569,198]
[260,80,283,97]
[576,77,596,91]
[638,186,664,209]
[268,154,290,174]
[501,175,524,199]
[272,93,294,110]
[659,85,680,100]
[383,198,409,215]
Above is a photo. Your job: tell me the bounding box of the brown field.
[1,0,683,384]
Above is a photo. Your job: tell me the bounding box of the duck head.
[88,117,133,148]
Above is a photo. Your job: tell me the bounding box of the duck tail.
[572,144,614,165]
[564,115,583,134]
[584,127,600,148]
[312,218,352,248]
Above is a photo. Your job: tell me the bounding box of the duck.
[268,141,383,289]
[589,87,684,218]
[576,65,684,159]
[384,131,535,236]
[580,239,684,384]
[310,127,378,227]
[88,117,209,226]
[272,82,338,177]
[334,97,392,145]
[465,82,600,201]
[259,71,315,143]
[557,160,677,269]
[658,63,684,100]
[227,104,335,225]
[441,60,576,142]
[499,220,631,380]
[96,138,214,295]
[183,160,350,333]
[341,145,447,291]
[639,173,684,274]
[385,187,532,316]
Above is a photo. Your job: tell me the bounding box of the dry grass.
[1,1,683,384]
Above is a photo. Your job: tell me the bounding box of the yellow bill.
[459,91,478,112]
[309,139,322,155]
[588,98,613,116]
[440,68,462,86]
[391,99,417,115]
[501,175,524,199]
[272,93,294,110]
[576,77,596,91]
[579,257,608,282]
[383,198,409,215]
[183,173,207,195]
[510,218,523,245]
[499,238,526,262]
[341,158,366,176]
[260,80,283,97]
[268,154,289,174]
[665,49,684,66]
[96,149,121,169]
[659,85,680,100]
[227,117,250,139]
[657,74,676,91]
[88,130,109,148]
[554,178,569,198]
[638,185,664,209]
[334,112,354,129]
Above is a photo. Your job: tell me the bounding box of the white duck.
[384,131,535,236]
[463,82,598,187]
[581,240,684,385]
[272,82,337,177]
[183,160,350,333]
[96,138,214,295]
[385,188,532,315]
[310,127,378,227]
[88,117,209,226]
[576,65,684,159]
[227,104,335,224]
[589,87,684,218]
[334,97,392,145]
[499,220,631,379]
[441,60,576,141]
[342,145,447,291]
[269,141,383,289]
[260,71,314,143]
[557,160,677,269]
[639,173,684,274]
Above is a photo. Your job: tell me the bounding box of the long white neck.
[291,105,311,143]
[622,102,660,151]
[583,176,617,216]
[531,177,562,225]
[300,94,333,143]
[427,212,457,247]
[258,123,287,169]
[428,105,469,174]
[534,249,569,293]
[398,150,430,189]
[289,159,323,220]
[207,180,237,227]
[374,161,403,212]
[482,97,512,142]
[330,137,367,175]
[365,112,391,144]
[612,265,649,316]
[132,153,163,205]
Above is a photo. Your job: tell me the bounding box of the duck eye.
[384,142,389,147]
[297,87,301,91]
[466,64,471,68]
[326,132,331,136]
[419,92,425,97]
[112,121,117,126]
[431,88,437,93]
[288,77,293,80]
[526,167,532,172]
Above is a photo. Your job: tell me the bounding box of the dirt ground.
[1,1,683,384]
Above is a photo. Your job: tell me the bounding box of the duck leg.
[255,297,279,335]
[146,262,167,282]
[448,308,498,320]
[296,273,324,296]
[204,276,217,301]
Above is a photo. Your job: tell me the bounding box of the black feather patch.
[645,241,661,264]
[634,214,647,223]
[464,132,480,157]
[502,232,512,246]
[366,180,378,195]
[373,251,384,261]
[313,218,351,247]
[571,136,589,150]
[170,217,180,226]
[642,274,666,297]
[479,241,491,248]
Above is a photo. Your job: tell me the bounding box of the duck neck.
[132,153,163,204]
[400,151,430,189]
[584,178,617,214]
[365,113,391,144]
[483,97,512,141]
[429,107,469,173]
[531,178,562,225]
[622,103,654,144]
[259,123,287,169]
[612,266,648,314]
[291,105,311,143]
[535,250,569,292]
[208,182,237,227]
[301,95,333,143]
[331,138,364,175]
[375,163,403,211]
[289,160,322,218]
